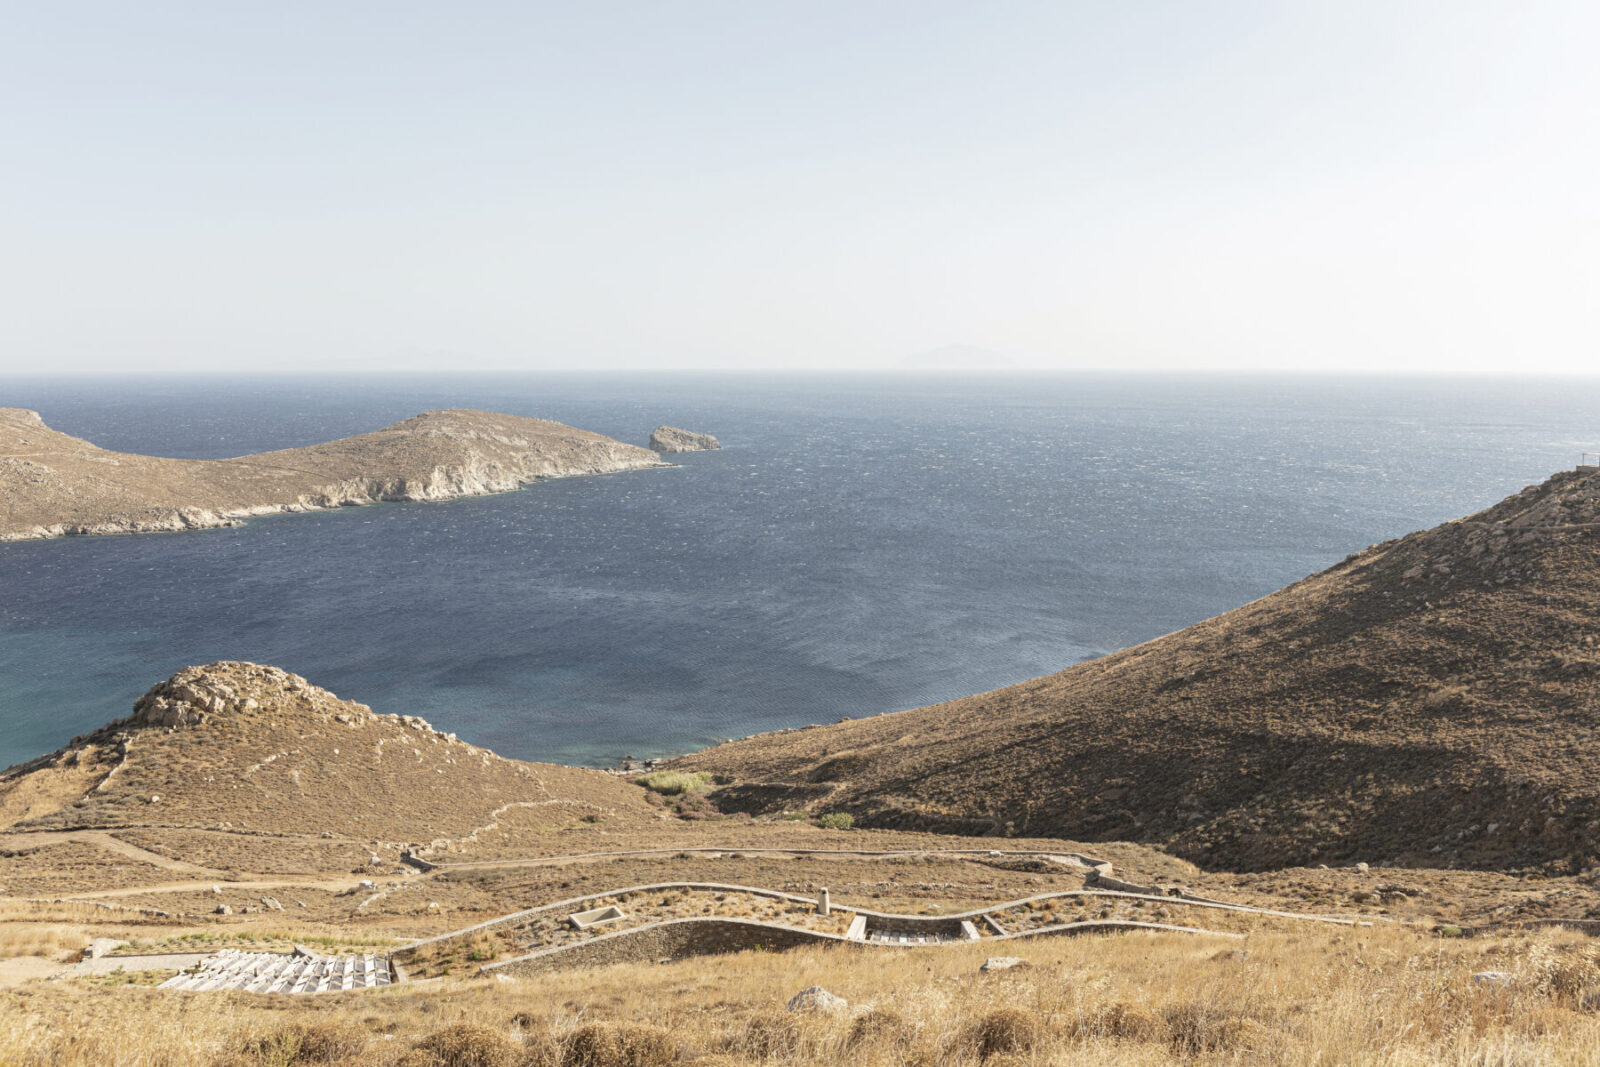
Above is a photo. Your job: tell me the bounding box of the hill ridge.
[0,661,660,852]
[675,467,1600,872]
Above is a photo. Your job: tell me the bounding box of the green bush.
[817,812,855,830]
[635,770,713,796]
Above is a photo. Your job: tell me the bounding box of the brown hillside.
[0,407,664,541]
[676,467,1600,872]
[0,662,659,849]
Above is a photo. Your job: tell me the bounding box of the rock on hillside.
[676,467,1600,872]
[649,426,720,452]
[0,408,665,542]
[0,662,658,846]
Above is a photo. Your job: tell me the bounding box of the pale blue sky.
[3,2,1596,374]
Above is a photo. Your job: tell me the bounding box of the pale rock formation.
[786,985,848,1014]
[981,956,1028,972]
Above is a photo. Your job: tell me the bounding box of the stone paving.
[157,948,391,994]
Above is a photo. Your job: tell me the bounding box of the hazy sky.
[3,2,1596,375]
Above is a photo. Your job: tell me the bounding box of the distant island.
[0,408,666,541]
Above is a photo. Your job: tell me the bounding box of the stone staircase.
[157,948,391,994]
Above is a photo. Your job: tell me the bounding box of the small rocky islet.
[648,425,720,452]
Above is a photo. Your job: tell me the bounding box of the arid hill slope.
[678,467,1600,872]
[0,662,659,847]
[0,408,663,541]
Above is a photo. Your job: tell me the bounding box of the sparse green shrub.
[817,812,854,830]
[634,771,713,797]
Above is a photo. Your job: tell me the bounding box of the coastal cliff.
[0,408,665,542]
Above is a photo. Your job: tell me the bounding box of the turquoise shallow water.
[2,373,1596,768]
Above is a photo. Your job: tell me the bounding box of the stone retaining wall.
[482,918,851,977]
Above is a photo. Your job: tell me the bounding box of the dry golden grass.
[0,901,140,962]
[7,922,1600,1065]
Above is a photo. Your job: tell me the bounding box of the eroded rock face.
[649,426,720,452]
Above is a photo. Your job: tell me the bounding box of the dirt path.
[43,875,375,901]
[0,956,70,987]
[0,830,225,877]
[423,845,1108,873]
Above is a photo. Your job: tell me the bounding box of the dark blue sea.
[3,374,1596,770]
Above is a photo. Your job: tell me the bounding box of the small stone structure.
[568,905,626,931]
[856,914,981,945]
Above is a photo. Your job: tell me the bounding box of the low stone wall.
[482,918,852,977]
[998,920,1244,944]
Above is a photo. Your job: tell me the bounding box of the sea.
[2,373,1597,771]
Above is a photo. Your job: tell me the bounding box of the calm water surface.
[2,374,1596,768]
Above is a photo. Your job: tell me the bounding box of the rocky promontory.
[649,425,720,452]
[0,408,666,542]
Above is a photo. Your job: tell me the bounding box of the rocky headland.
[649,425,720,452]
[0,408,665,541]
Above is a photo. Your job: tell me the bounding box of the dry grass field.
[7,922,1600,1066]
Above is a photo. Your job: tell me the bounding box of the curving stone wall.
[482,917,850,977]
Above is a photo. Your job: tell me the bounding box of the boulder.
[84,938,128,959]
[786,986,848,1014]
[649,426,720,453]
[981,956,1028,972]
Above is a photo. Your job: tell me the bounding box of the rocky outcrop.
[0,408,666,542]
[648,425,720,452]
